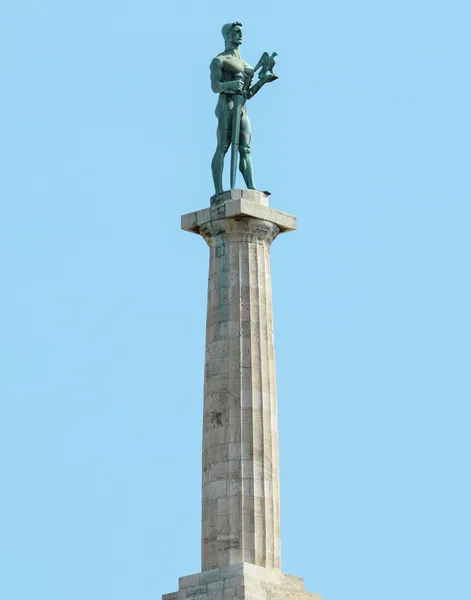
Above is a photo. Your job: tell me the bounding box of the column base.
[163,563,321,600]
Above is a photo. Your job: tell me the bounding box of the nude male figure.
[209,22,277,194]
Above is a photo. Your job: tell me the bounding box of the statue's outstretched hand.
[261,73,278,84]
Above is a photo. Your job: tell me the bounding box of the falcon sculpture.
[253,51,278,80]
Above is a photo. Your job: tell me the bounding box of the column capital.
[200,218,280,247]
[181,189,297,236]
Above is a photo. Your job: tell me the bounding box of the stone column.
[164,190,321,600]
[181,190,296,571]
[201,215,280,571]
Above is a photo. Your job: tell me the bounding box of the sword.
[230,73,245,189]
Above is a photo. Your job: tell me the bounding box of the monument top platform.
[181,189,297,236]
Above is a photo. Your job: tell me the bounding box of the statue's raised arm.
[209,22,278,194]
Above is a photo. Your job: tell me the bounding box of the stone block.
[220,564,243,580]
[208,581,225,600]
[185,585,208,597]
[179,574,202,588]
[164,564,321,600]
[221,576,244,588]
[181,190,296,236]
[201,570,222,584]
[163,593,182,600]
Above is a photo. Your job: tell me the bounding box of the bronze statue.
[210,22,278,194]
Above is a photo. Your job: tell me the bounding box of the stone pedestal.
[163,563,321,600]
[166,191,320,600]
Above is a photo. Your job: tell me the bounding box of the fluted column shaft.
[165,194,318,600]
[200,216,281,571]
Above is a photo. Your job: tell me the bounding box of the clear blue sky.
[1,1,470,599]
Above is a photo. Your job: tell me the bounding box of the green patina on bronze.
[210,22,278,194]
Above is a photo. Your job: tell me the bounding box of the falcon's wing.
[254,51,269,72]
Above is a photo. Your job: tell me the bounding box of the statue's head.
[222,22,243,49]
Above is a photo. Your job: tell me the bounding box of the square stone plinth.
[163,563,321,600]
[181,189,297,235]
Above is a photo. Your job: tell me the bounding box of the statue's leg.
[211,104,232,194]
[239,111,255,190]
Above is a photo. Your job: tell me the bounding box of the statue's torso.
[217,52,254,92]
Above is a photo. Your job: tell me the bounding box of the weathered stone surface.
[183,191,295,571]
[164,564,321,600]
[181,189,296,236]
[172,191,321,600]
